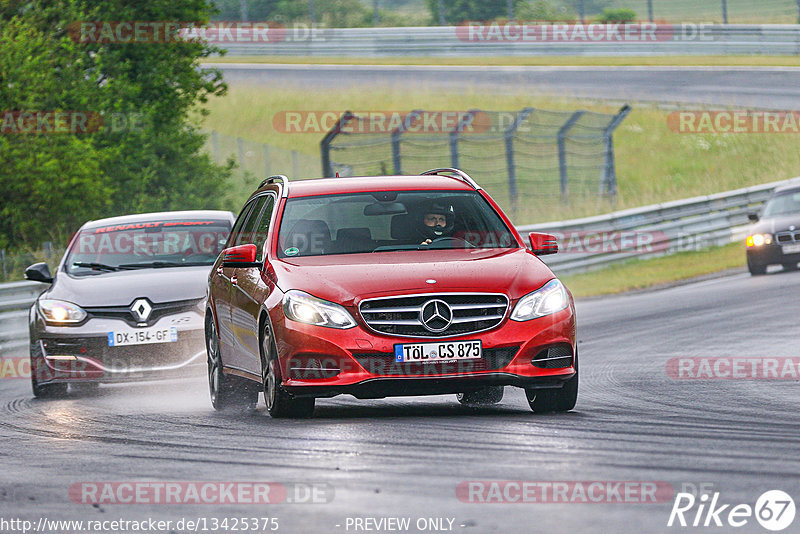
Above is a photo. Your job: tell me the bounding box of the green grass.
[204,55,800,67]
[561,242,745,298]
[202,85,800,225]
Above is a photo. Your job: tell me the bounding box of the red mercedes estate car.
[206,168,577,418]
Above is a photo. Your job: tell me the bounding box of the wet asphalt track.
[208,64,800,110]
[1,268,799,534]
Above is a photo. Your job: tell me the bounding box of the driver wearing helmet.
[416,200,455,245]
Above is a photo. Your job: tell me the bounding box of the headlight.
[746,233,773,247]
[38,299,87,325]
[511,279,569,321]
[282,290,356,329]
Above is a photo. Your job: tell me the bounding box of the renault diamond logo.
[420,299,453,333]
[130,298,152,322]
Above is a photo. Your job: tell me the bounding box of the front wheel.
[526,356,578,413]
[747,256,767,276]
[206,315,258,411]
[30,341,67,399]
[261,323,315,419]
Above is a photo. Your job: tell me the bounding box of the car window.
[253,195,276,261]
[277,190,518,258]
[233,196,267,247]
[228,200,257,248]
[65,218,233,274]
[763,190,800,218]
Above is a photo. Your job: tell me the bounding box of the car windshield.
[65,219,231,275]
[277,190,518,258]
[762,190,800,218]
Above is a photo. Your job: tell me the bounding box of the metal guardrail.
[219,25,800,56]
[522,177,800,275]
[0,176,795,357]
[0,281,46,359]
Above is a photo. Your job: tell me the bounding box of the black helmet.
[416,200,455,241]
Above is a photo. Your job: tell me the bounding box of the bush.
[596,7,637,23]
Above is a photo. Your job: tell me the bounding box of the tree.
[425,0,530,24]
[0,0,233,250]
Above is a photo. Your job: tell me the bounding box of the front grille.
[776,231,800,244]
[352,346,519,376]
[531,345,573,369]
[84,298,202,327]
[359,293,509,338]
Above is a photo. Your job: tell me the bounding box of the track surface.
[1,270,799,533]
[208,64,800,109]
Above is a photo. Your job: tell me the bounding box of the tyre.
[30,341,67,399]
[261,322,315,419]
[456,386,504,406]
[525,355,578,413]
[206,315,258,411]
[747,257,767,276]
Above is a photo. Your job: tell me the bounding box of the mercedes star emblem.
[420,299,453,333]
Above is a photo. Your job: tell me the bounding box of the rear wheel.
[456,386,504,406]
[747,257,767,276]
[206,315,258,411]
[526,355,578,413]
[261,323,315,419]
[30,341,67,399]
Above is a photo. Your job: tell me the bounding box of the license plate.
[108,327,178,347]
[394,340,482,363]
[782,243,800,254]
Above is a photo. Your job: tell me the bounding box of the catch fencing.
[320,107,630,214]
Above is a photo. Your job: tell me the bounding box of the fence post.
[0,249,6,282]
[320,111,355,177]
[577,0,585,23]
[391,110,423,175]
[263,144,270,177]
[557,111,586,202]
[647,0,654,22]
[601,105,632,199]
[449,109,481,170]
[211,131,220,163]
[237,137,245,167]
[797,0,800,24]
[504,108,535,217]
[721,0,728,23]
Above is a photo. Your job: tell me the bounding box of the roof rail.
[259,175,290,197]
[421,168,481,191]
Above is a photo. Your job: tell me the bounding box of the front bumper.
[275,306,576,399]
[747,243,800,266]
[32,311,206,385]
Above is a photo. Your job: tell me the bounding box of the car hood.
[44,266,211,307]
[750,214,800,235]
[273,248,555,306]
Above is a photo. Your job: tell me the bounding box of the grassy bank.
[561,242,744,297]
[202,85,800,225]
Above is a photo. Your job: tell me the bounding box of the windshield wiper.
[117,261,210,269]
[72,262,132,272]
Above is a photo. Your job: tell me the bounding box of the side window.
[227,201,256,249]
[234,196,268,247]
[253,196,276,261]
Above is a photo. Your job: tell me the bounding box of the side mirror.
[221,244,261,268]
[24,262,54,283]
[529,232,558,256]
[747,213,759,222]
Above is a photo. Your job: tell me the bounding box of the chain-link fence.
[203,131,319,205]
[0,244,63,283]
[594,0,800,24]
[321,106,630,216]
